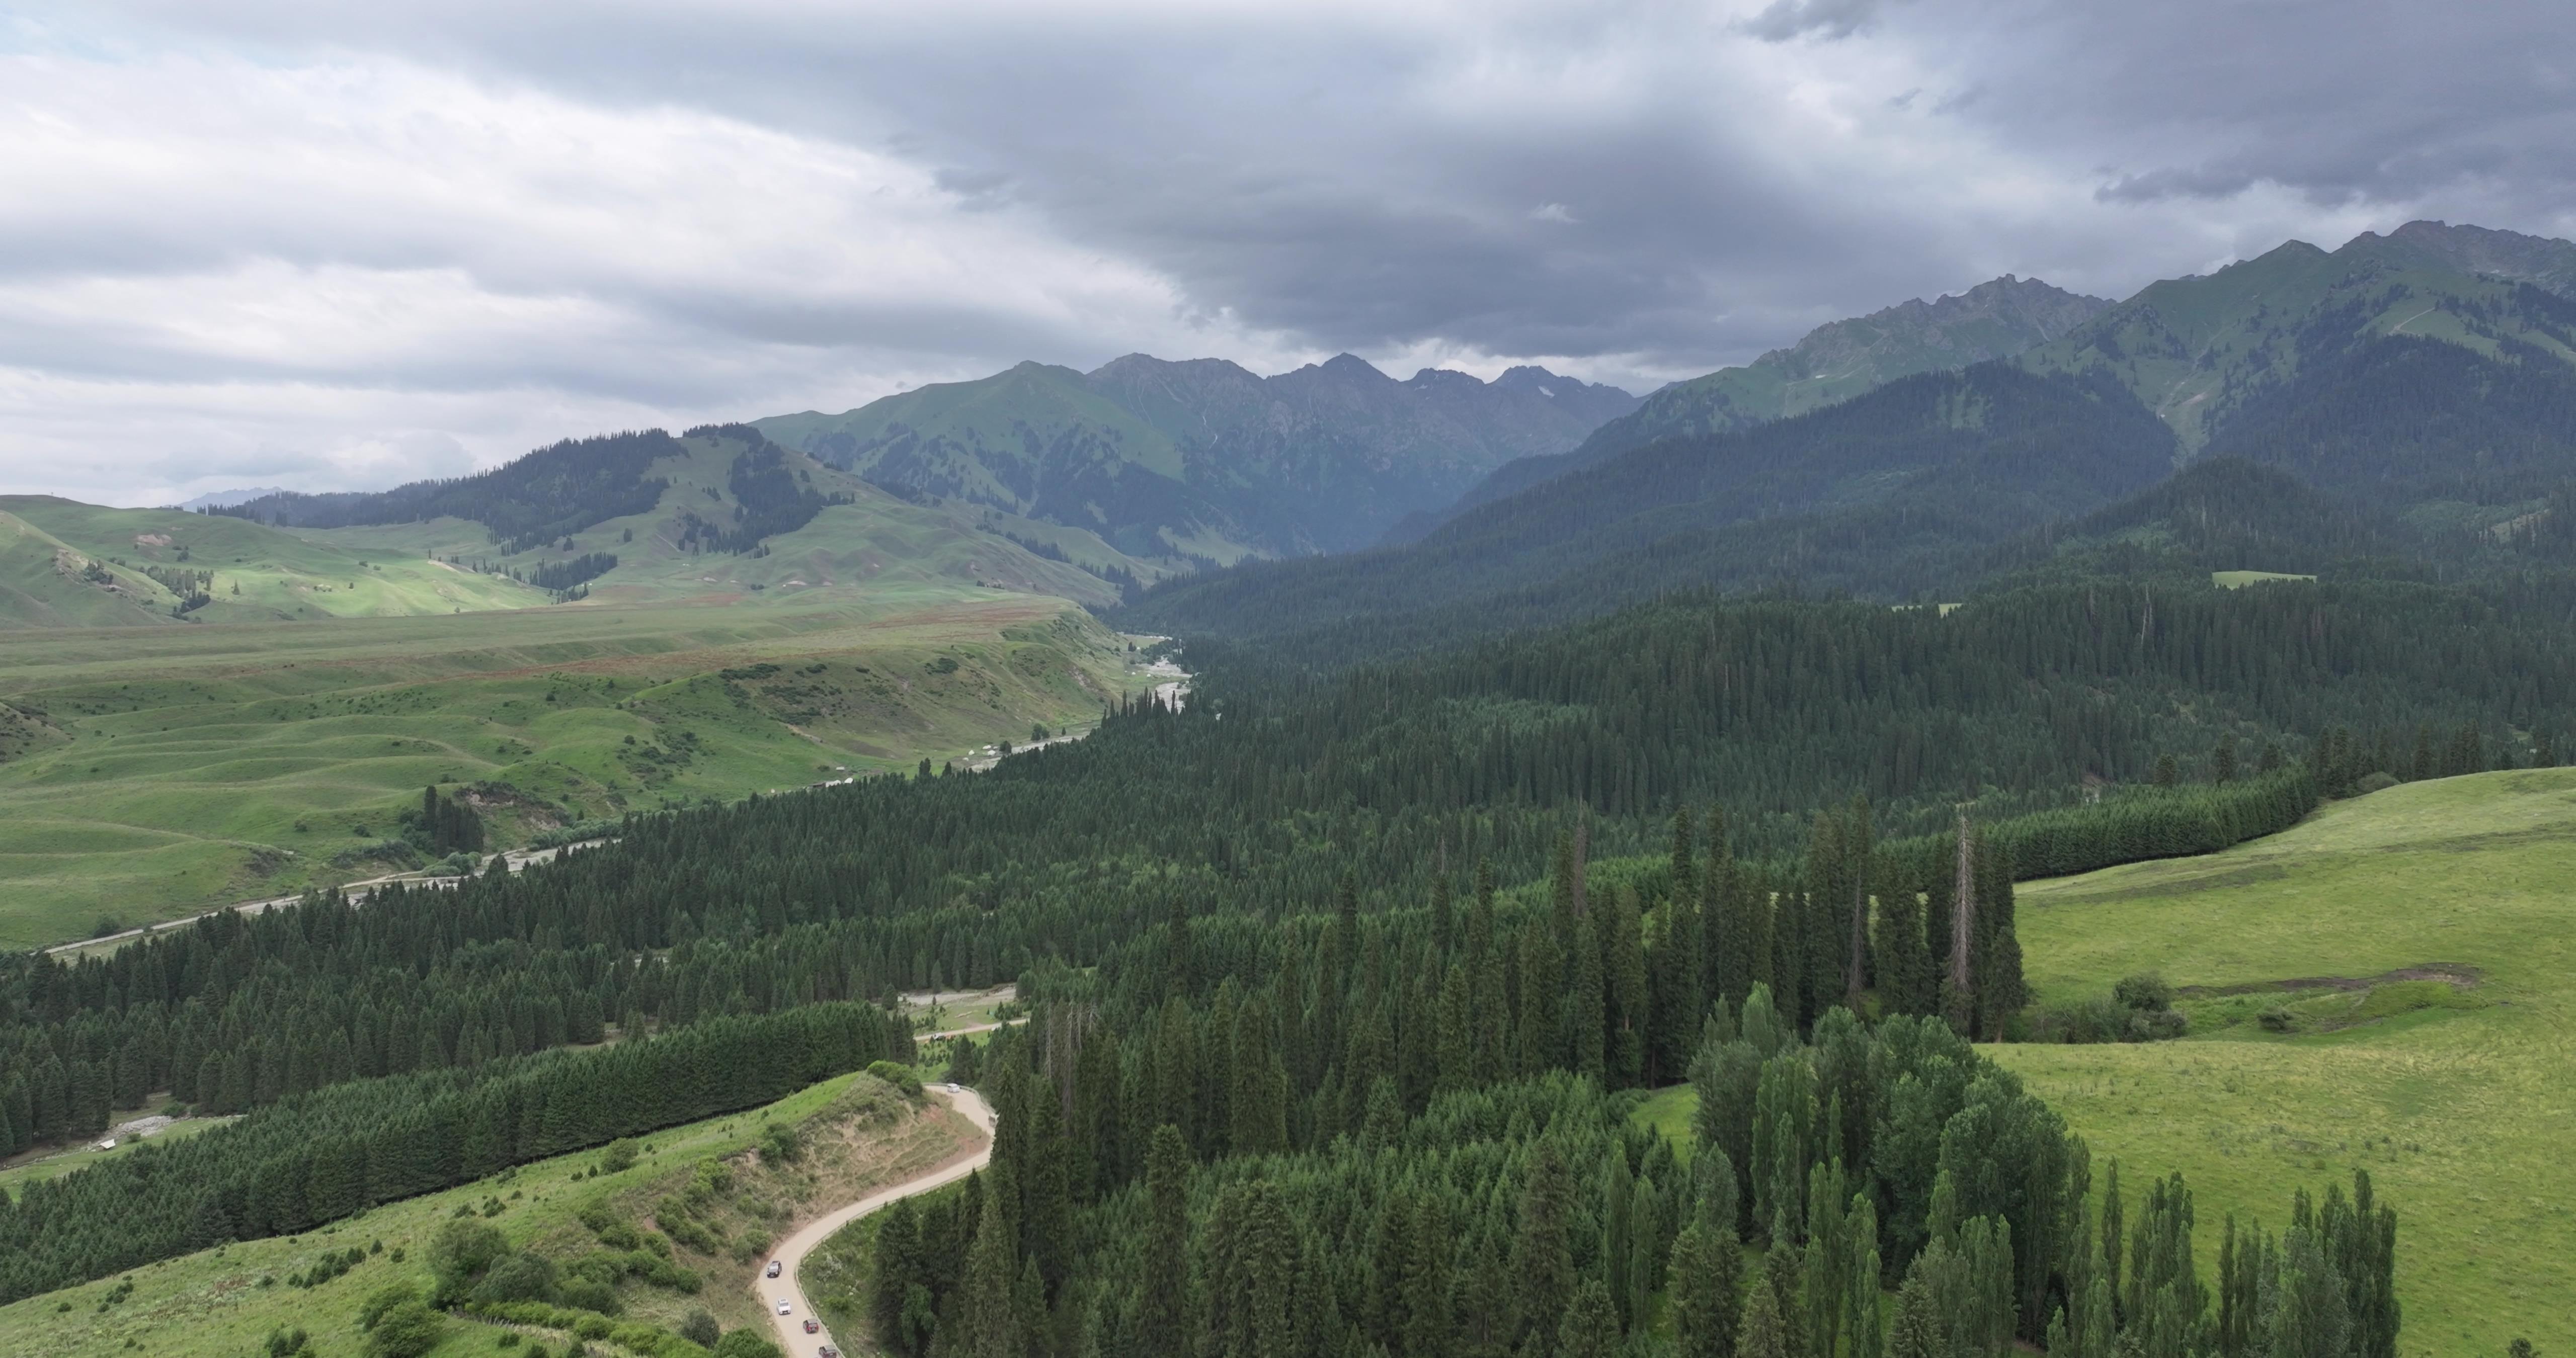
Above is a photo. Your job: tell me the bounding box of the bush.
[681,1311,721,1347]
[430,1218,510,1303]
[2354,770,2400,795]
[758,1122,801,1163]
[2113,972,2174,1011]
[358,1282,421,1331]
[471,1251,560,1306]
[713,1331,786,1358]
[2259,1005,2299,1033]
[561,1277,624,1316]
[600,1138,641,1174]
[866,1060,924,1097]
[365,1302,447,1358]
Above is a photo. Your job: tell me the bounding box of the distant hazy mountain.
[1124,363,2175,648]
[1394,275,2112,541]
[176,486,289,511]
[1128,222,2576,657]
[2020,221,2576,453]
[753,355,1636,559]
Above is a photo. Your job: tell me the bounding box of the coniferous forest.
[0,568,2493,1353]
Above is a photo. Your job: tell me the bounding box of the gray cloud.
[1742,0,1903,42]
[4,0,2575,502]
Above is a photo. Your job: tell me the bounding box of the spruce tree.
[1139,1127,1189,1358]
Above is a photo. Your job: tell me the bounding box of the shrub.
[866,1060,924,1097]
[712,1331,786,1358]
[358,1282,420,1331]
[2259,1005,2299,1033]
[2354,771,2400,795]
[681,1311,721,1347]
[600,1138,641,1174]
[561,1278,623,1316]
[758,1122,801,1163]
[472,1251,561,1306]
[365,1302,447,1358]
[2113,972,2174,1010]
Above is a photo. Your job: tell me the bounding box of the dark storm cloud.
[8,0,2576,502]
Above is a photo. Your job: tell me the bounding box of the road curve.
[756,1082,996,1358]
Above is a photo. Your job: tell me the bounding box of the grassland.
[2,496,551,628]
[0,586,1162,950]
[283,432,1145,610]
[1995,768,2576,1356]
[0,1069,974,1358]
[1617,771,2574,1354]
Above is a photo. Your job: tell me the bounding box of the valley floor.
[0,587,1161,950]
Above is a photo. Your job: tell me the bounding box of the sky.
[4,1,2573,505]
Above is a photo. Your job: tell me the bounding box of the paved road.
[756,1084,996,1358]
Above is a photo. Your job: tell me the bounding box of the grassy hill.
[0,589,1157,950]
[1,499,547,628]
[276,428,1141,610]
[0,1068,973,1358]
[0,431,1182,949]
[1994,769,2576,1355]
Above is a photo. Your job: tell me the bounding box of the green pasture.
[0,1070,951,1358]
[0,588,1157,949]
[1625,771,2576,1355]
[1999,769,2576,1356]
[2,496,548,627]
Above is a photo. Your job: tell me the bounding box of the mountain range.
[752,354,1637,561]
[1125,219,2576,660]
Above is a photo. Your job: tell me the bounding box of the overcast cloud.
[4,0,2572,504]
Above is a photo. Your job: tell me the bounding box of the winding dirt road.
[755,1037,1002,1358]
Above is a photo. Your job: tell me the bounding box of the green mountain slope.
[756,353,1636,559]
[1123,364,2175,656]
[1398,274,2111,539]
[2020,229,2576,453]
[215,425,1147,611]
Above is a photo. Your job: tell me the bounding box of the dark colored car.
[803,1320,820,1334]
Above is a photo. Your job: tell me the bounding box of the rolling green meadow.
[1623,770,2576,1355]
[0,587,1156,950]
[0,435,1190,950]
[0,1069,973,1358]
[1995,769,2576,1356]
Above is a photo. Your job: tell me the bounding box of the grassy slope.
[2,496,550,624]
[0,1070,975,1358]
[286,432,1145,610]
[1995,769,2576,1355]
[0,590,1159,950]
[0,441,1175,949]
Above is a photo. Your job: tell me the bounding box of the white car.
[777,1300,793,1316]
[945,1082,961,1094]
[765,1260,781,1278]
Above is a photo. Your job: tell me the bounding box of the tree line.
[0,1001,910,1304]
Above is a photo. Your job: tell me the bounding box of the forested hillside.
[1407,276,2112,539]
[1125,364,2175,646]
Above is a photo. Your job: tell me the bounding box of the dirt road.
[41,838,609,956]
[756,1084,996,1358]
